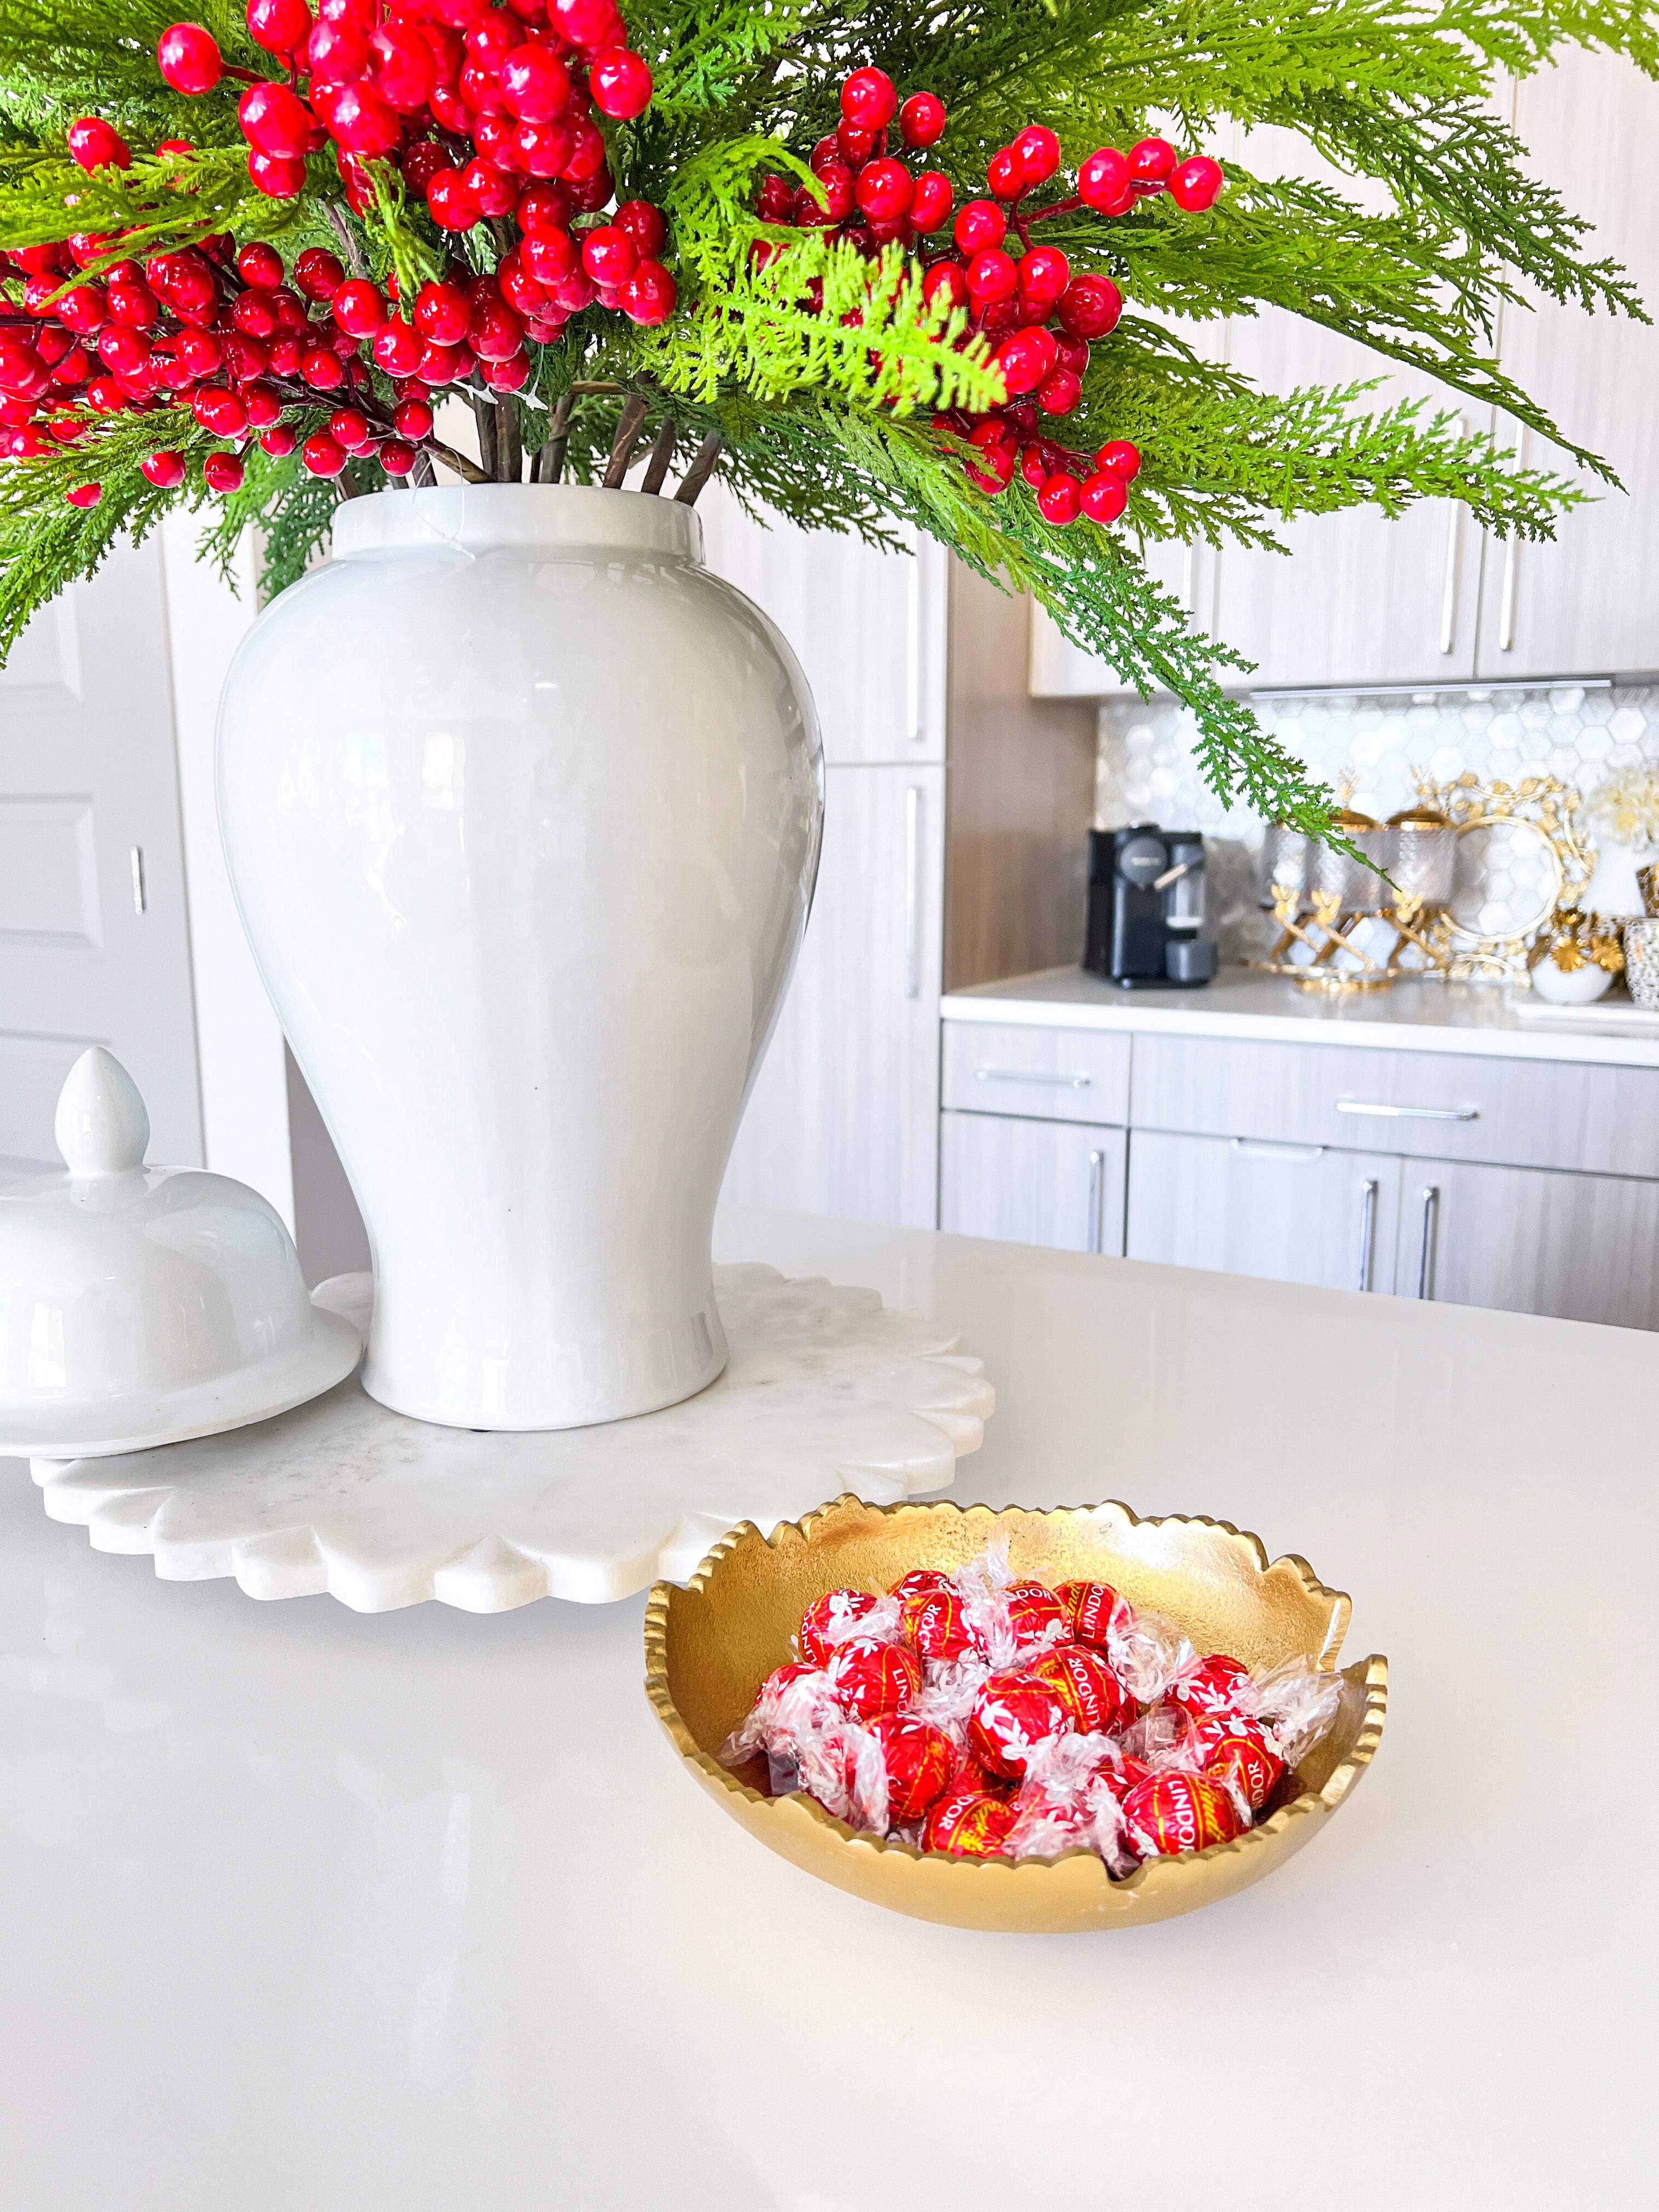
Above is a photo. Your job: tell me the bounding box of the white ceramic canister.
[217,485,823,1430]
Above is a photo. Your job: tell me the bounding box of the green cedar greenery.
[3,0,1657,838]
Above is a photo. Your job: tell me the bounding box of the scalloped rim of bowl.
[645,1493,1389,1931]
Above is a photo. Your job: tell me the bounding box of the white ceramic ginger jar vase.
[217,484,822,1430]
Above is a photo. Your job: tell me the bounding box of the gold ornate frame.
[1431,772,1594,981]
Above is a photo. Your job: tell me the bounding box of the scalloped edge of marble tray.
[26,1264,995,1613]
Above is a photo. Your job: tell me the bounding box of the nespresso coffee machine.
[1084,826,1217,988]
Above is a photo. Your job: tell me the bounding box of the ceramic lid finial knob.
[54,1047,151,1177]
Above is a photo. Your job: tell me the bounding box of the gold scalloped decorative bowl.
[645,1494,1387,1934]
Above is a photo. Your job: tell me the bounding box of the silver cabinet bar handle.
[1498,535,1519,653]
[1087,1148,1104,1256]
[973,1067,1092,1089]
[1231,1137,1325,1163]
[904,784,921,998]
[1335,1099,1478,1122]
[129,845,147,915]
[1356,1177,1379,1293]
[1439,420,1466,655]
[1417,1184,1440,1300]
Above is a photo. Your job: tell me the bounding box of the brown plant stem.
[320,201,368,278]
[495,399,522,483]
[640,415,678,494]
[428,439,492,486]
[674,428,724,506]
[603,394,651,486]
[541,391,573,482]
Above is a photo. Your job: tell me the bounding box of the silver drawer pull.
[1335,1099,1478,1122]
[973,1067,1092,1089]
[1086,1149,1104,1255]
[1356,1177,1378,1293]
[1232,1138,1324,1163]
[1417,1184,1440,1300]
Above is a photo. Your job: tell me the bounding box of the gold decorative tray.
[644,1494,1387,1934]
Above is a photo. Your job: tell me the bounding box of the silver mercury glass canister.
[1387,803,1457,908]
[1313,810,1393,913]
[1258,821,1313,910]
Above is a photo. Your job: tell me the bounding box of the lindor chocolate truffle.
[720,1539,1346,1872]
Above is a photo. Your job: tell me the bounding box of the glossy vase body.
[217,486,822,1429]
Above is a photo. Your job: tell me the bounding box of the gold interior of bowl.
[645,1495,1387,1934]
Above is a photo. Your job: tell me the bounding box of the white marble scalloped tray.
[26,1263,993,1613]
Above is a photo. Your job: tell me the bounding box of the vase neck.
[331,483,704,563]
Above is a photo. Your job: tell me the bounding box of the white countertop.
[4,1209,1656,2208]
[943,963,1659,1067]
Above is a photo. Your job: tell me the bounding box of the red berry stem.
[1024,195,1085,227]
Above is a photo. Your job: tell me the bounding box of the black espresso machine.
[1083,825,1217,988]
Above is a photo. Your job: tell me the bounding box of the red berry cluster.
[755,67,1224,528]
[0,1,676,504]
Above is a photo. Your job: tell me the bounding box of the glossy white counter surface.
[4,1209,1656,2209]
[944,962,1659,1066]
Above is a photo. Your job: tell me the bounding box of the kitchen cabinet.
[1027,539,1217,698]
[1125,1128,1403,1293]
[1407,1156,1659,1327]
[939,1112,1126,1254]
[721,763,944,1227]
[1472,50,1659,680]
[1128,1031,1659,1179]
[1211,311,1486,689]
[697,483,947,763]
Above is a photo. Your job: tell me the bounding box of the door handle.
[1231,1137,1325,1163]
[1087,1148,1104,1255]
[904,784,921,998]
[974,1068,1092,1089]
[1416,1183,1440,1299]
[1439,419,1467,655]
[129,845,147,915]
[1335,1099,1477,1122]
[1356,1177,1379,1293]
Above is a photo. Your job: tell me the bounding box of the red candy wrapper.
[826,1635,922,1722]
[1168,1651,1253,1719]
[953,1539,1071,1668]
[921,1789,1017,1858]
[967,1667,1071,1779]
[901,1583,981,1663]
[889,1567,953,1602]
[1055,1578,1126,1650]
[1028,1643,1135,1735]
[868,1713,955,1821]
[1121,1770,1245,1858]
[797,1588,882,1666]
[1189,1716,1284,1814]
[1007,1731,1135,1872]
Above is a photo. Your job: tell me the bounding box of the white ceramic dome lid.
[1,1048,363,1459]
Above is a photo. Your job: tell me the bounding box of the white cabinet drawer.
[1125,1129,1402,1294]
[941,1021,1130,1126]
[940,1113,1125,1255]
[1129,1033,1659,1179]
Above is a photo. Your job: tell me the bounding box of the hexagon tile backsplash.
[1096,684,1659,964]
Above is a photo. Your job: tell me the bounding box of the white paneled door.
[0,540,200,1174]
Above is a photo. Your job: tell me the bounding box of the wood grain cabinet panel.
[722,764,944,1228]
[939,1113,1126,1255]
[941,1021,1131,1125]
[697,484,946,764]
[1474,52,1659,680]
[1125,1129,1403,1294]
[1130,1034,1659,1180]
[1407,1156,1659,1329]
